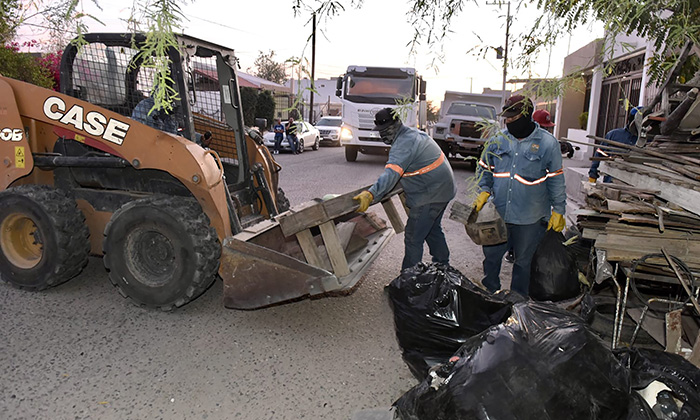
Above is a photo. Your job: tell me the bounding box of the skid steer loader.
[0,33,403,310]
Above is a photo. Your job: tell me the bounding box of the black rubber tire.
[0,185,90,290]
[312,136,320,151]
[436,139,450,157]
[276,187,291,213]
[103,196,220,310]
[345,146,358,162]
[298,139,305,153]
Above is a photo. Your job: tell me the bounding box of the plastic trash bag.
[394,301,632,420]
[385,263,513,380]
[530,230,580,302]
[616,348,700,420]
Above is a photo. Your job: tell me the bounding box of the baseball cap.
[373,108,399,131]
[500,95,534,118]
[532,109,555,127]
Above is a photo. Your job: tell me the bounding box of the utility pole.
[309,12,316,123]
[487,1,511,108]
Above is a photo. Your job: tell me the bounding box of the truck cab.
[335,66,426,162]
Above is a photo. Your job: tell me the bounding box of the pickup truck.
[432,91,502,165]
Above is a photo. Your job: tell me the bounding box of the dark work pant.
[402,201,450,270]
[482,220,547,296]
[274,134,283,152]
[287,134,298,153]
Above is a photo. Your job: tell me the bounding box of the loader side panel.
[0,79,34,189]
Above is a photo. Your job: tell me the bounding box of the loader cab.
[59,33,250,189]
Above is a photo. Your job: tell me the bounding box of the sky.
[21,0,604,106]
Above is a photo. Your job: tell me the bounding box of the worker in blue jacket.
[588,106,642,183]
[474,95,567,296]
[353,108,456,271]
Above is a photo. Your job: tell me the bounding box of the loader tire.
[103,196,220,311]
[276,187,290,213]
[0,185,90,290]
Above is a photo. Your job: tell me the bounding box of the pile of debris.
[382,264,700,420]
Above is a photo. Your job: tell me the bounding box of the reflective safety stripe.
[494,168,563,186]
[386,163,404,176]
[401,153,446,177]
[478,159,495,170]
[596,148,610,157]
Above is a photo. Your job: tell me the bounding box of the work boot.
[505,249,514,263]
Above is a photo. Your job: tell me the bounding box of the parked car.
[314,116,343,147]
[263,120,320,152]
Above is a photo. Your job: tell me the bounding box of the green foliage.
[427,100,439,123]
[240,87,259,126]
[256,90,276,128]
[578,111,589,129]
[0,45,54,88]
[0,0,21,44]
[525,0,700,85]
[130,0,184,116]
[250,50,287,85]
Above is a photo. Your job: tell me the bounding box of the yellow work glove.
[353,191,374,213]
[548,211,566,232]
[588,177,597,183]
[474,191,491,212]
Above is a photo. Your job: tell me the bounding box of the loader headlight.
[340,127,353,141]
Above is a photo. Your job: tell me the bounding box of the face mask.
[506,116,536,139]
[379,122,400,145]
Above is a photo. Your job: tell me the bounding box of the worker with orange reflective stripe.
[475,95,566,296]
[353,107,456,270]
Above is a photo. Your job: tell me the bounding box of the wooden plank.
[595,234,700,265]
[295,228,330,271]
[319,221,350,277]
[666,309,684,354]
[381,197,405,234]
[277,199,328,237]
[323,185,404,221]
[277,185,405,237]
[606,200,655,214]
[602,161,700,216]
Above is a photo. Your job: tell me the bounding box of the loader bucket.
[219,188,405,309]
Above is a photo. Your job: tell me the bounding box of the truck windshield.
[344,75,415,104]
[447,103,496,119]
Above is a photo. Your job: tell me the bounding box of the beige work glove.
[548,211,566,232]
[353,191,374,213]
[474,191,491,212]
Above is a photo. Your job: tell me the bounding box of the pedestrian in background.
[272,118,285,155]
[286,117,300,155]
[353,108,456,271]
[474,95,567,296]
[588,106,642,183]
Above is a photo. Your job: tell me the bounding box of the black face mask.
[379,121,401,145]
[506,116,536,139]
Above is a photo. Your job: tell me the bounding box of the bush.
[0,41,55,89]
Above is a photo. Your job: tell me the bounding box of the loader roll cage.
[59,32,250,191]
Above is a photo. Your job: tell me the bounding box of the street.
[0,145,504,420]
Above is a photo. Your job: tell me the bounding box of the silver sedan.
[263,121,320,153]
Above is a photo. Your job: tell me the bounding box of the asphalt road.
[0,145,509,420]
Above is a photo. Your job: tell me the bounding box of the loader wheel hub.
[125,229,176,287]
[1,213,43,269]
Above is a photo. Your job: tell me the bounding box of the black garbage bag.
[616,348,700,419]
[394,301,632,420]
[386,263,512,380]
[530,229,580,302]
